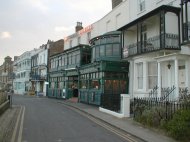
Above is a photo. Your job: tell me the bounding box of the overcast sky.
[0,0,111,65]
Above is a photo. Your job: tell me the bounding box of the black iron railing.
[133,97,190,120]
[149,85,158,98]
[30,74,46,81]
[123,33,179,57]
[160,86,176,101]
[179,87,190,102]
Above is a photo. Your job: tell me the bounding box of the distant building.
[30,44,49,96]
[13,50,36,95]
[0,56,14,91]
[47,39,64,71]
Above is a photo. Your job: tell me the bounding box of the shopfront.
[79,60,129,106]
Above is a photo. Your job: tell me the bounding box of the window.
[137,62,143,89]
[61,56,64,66]
[107,37,112,43]
[68,54,72,65]
[87,32,91,42]
[113,44,120,56]
[100,45,105,57]
[95,47,100,58]
[113,36,120,43]
[141,25,147,50]
[138,0,145,12]
[58,57,62,66]
[148,62,157,89]
[70,40,73,48]
[72,53,75,64]
[100,38,106,44]
[106,44,112,56]
[43,54,45,64]
[55,58,58,68]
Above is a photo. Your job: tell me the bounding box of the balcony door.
[141,25,147,52]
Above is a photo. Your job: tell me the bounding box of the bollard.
[8,94,12,108]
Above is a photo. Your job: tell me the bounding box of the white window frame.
[147,62,158,89]
[136,62,143,89]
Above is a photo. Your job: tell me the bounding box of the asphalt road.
[13,95,127,142]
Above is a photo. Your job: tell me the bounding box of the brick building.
[0,56,14,91]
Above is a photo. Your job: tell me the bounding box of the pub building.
[48,31,129,109]
[48,44,91,99]
[78,31,129,108]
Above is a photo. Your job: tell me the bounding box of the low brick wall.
[0,100,10,116]
[0,92,10,116]
[0,93,7,105]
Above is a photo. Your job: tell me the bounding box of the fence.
[133,97,190,120]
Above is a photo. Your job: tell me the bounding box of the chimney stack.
[75,22,83,32]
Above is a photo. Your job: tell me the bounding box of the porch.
[121,5,181,58]
[125,33,179,57]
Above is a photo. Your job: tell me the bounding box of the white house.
[13,51,35,95]
[30,44,48,96]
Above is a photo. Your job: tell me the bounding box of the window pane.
[92,48,95,60]
[106,44,112,56]
[137,62,143,89]
[95,47,100,58]
[112,44,120,56]
[107,37,112,43]
[100,45,105,57]
[95,40,100,45]
[113,36,120,42]
[148,62,158,89]
[72,54,75,64]
[100,38,106,44]
[76,54,80,64]
[91,80,100,89]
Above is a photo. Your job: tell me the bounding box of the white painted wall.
[165,12,178,34]
[13,49,39,95]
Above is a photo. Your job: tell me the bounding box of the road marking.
[18,106,25,142]
[11,106,23,142]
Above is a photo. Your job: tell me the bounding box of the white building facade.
[30,45,48,96]
[120,0,190,101]
[13,51,34,95]
[64,0,190,101]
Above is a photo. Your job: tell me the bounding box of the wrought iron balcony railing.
[123,33,180,58]
[30,74,46,81]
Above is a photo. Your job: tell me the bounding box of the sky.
[0,0,111,65]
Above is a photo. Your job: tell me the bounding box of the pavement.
[0,105,20,142]
[61,100,177,142]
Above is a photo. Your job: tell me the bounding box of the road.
[13,95,128,142]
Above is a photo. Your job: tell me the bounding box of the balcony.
[123,33,180,58]
[30,74,46,81]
